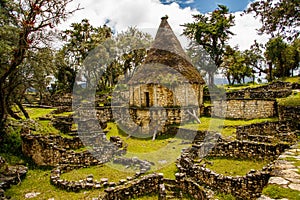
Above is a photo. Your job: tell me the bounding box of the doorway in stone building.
[145,92,150,107]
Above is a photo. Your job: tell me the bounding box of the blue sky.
[160,0,255,13]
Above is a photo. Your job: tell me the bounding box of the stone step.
[165,184,176,191]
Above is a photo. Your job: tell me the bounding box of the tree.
[289,38,300,76]
[26,48,56,104]
[265,36,288,80]
[243,41,266,81]
[182,5,235,86]
[58,19,112,91]
[0,0,80,131]
[94,27,152,93]
[246,0,299,39]
[115,27,152,80]
[186,41,215,83]
[222,46,253,85]
[265,37,300,80]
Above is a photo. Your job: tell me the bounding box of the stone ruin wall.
[101,173,208,200]
[212,99,277,119]
[188,140,291,162]
[177,140,291,199]
[225,81,299,100]
[278,105,300,123]
[178,155,272,199]
[236,121,298,143]
[226,89,292,99]
[111,106,200,135]
[21,130,125,167]
[130,83,203,108]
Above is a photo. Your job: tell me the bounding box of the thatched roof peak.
[128,17,205,85]
[151,16,187,59]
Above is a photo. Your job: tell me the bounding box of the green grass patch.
[155,162,178,179]
[198,157,269,176]
[280,76,300,83]
[105,123,188,175]
[24,107,56,119]
[277,92,300,107]
[53,111,74,117]
[222,82,263,92]
[262,185,300,200]
[136,194,192,200]
[5,169,104,199]
[60,165,135,182]
[105,123,184,154]
[214,193,236,200]
[180,117,278,139]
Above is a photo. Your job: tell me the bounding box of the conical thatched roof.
[128,16,205,85]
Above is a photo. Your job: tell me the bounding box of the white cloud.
[59,0,268,51]
[60,0,198,34]
[229,12,269,50]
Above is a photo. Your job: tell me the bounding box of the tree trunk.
[208,72,214,86]
[0,85,7,132]
[17,102,29,119]
[268,62,273,82]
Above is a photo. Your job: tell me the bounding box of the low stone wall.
[174,174,208,199]
[165,127,223,143]
[110,106,200,136]
[177,155,272,199]
[176,140,290,199]
[101,173,163,200]
[96,107,114,124]
[50,165,144,193]
[0,156,28,199]
[52,116,74,133]
[212,99,277,119]
[226,89,292,100]
[50,94,72,107]
[236,121,297,143]
[192,141,290,160]
[278,105,300,124]
[226,81,297,100]
[21,130,125,167]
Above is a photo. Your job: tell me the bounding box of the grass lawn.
[5,169,104,200]
[197,157,269,176]
[277,92,300,107]
[60,164,135,182]
[105,123,189,173]
[262,185,300,200]
[279,76,300,83]
[23,107,56,119]
[180,117,278,139]
[222,82,264,92]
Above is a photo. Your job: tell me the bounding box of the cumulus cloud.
[59,0,268,50]
[229,12,269,50]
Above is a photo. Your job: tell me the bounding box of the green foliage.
[0,125,22,155]
[0,0,80,129]
[222,46,254,85]
[262,185,300,200]
[246,0,299,39]
[182,5,235,86]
